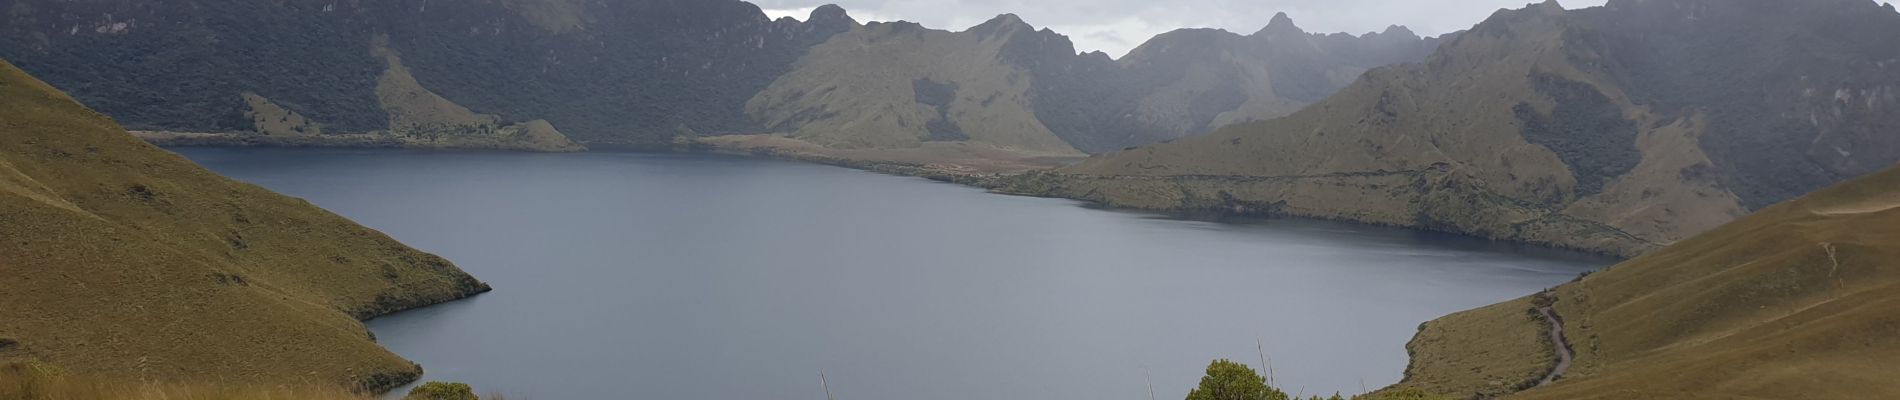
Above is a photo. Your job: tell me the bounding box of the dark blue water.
[176,148,1612,400]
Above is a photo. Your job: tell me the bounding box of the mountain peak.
[1257,11,1306,36]
[968,13,1035,37]
[1532,0,1566,13]
[1379,25,1418,39]
[989,13,1029,28]
[810,4,849,21]
[1269,12,1295,28]
[800,4,857,34]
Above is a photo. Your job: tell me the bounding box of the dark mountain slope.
[371,0,854,143]
[0,0,853,146]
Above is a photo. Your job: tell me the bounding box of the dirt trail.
[1536,294,1573,387]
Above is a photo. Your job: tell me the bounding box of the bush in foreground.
[404,381,480,400]
[1184,359,1453,400]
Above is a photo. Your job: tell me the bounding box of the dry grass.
[0,59,488,391]
[1382,297,1554,398]
[1395,164,1900,399]
[0,363,370,400]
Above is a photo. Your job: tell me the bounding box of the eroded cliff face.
[748,12,1450,154]
[1004,0,1900,257]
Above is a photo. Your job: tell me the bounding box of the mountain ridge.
[1,1,1448,155]
[1001,0,1900,257]
[743,10,1452,155]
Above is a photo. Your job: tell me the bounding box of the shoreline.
[131,130,586,153]
[146,135,1638,260]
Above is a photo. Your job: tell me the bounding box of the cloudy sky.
[755,0,1610,58]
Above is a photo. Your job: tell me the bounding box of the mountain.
[0,60,488,391]
[1391,162,1900,399]
[0,0,854,149]
[744,15,1081,153]
[1001,0,1900,256]
[0,1,1442,154]
[746,12,1450,154]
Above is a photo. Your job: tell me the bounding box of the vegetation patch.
[912,79,969,141]
[403,381,480,400]
[1513,72,1640,198]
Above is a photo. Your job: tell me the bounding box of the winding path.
[1535,294,1573,387]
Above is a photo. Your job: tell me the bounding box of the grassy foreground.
[1,362,370,400]
[0,58,488,391]
[1,363,500,400]
[1391,164,1900,399]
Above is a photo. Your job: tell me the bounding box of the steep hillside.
[0,0,852,147]
[1392,162,1900,399]
[1004,0,1900,256]
[0,60,489,391]
[746,15,1081,153]
[748,12,1449,154]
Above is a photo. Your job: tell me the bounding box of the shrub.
[1186,359,1289,400]
[404,381,479,400]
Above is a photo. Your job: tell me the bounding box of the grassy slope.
[0,59,489,391]
[1395,164,1900,399]
[1389,297,1555,398]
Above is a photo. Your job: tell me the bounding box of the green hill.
[1392,162,1900,399]
[1002,0,1900,257]
[0,59,488,391]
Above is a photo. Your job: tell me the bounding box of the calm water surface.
[176,148,1613,400]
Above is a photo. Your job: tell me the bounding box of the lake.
[174,147,1613,400]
